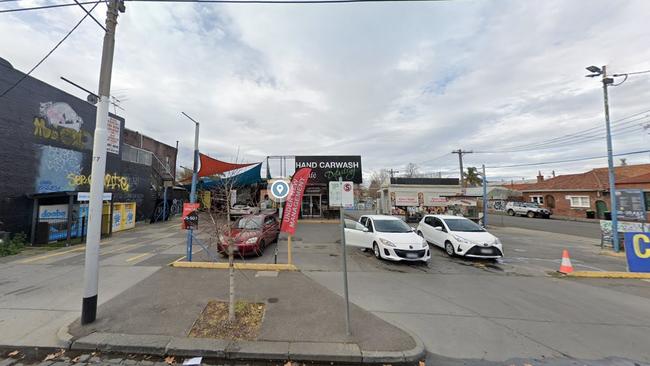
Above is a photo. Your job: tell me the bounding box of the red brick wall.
[123,129,177,177]
[523,191,608,219]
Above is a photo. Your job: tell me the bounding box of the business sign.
[281,168,312,235]
[329,181,354,208]
[182,202,200,229]
[624,232,650,272]
[295,156,362,184]
[424,194,448,206]
[395,192,418,206]
[38,204,68,222]
[106,116,121,155]
[616,189,646,222]
[77,192,113,201]
[269,179,291,201]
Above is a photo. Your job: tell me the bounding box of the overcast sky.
[2,0,650,183]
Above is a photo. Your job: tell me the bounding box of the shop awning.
[201,163,263,189]
[198,153,258,177]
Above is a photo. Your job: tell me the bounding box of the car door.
[263,215,279,243]
[419,216,435,243]
[344,219,371,248]
[429,217,448,247]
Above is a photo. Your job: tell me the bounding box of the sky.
[2,0,650,184]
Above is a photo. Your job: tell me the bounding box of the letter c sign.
[624,232,650,272]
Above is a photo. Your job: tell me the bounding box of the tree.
[368,169,389,198]
[464,167,482,187]
[404,163,420,178]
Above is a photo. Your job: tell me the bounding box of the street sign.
[624,232,650,272]
[329,181,354,208]
[182,202,200,229]
[77,192,112,201]
[270,179,290,201]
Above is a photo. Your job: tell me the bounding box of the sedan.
[218,213,279,257]
[344,215,430,262]
[416,215,503,258]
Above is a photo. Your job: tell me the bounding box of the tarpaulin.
[198,153,258,177]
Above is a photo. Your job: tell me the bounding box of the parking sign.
[329,181,354,208]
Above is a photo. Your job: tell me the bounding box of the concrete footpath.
[65,267,423,364]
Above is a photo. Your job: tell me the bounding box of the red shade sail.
[197,153,258,177]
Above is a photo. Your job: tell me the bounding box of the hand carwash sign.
[295,156,362,184]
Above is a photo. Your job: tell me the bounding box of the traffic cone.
[558,249,574,274]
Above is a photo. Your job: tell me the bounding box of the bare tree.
[404,163,420,178]
[368,169,389,198]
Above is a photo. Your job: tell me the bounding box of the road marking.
[18,246,85,264]
[126,252,150,263]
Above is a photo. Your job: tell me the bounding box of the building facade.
[378,177,460,214]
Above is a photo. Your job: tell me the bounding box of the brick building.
[520,164,650,220]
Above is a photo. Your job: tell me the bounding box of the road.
[0,220,185,347]
[488,213,601,239]
[294,221,650,364]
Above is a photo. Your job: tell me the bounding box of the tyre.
[445,241,456,257]
[373,242,382,260]
[507,209,515,216]
[527,211,535,218]
[417,231,424,237]
[256,241,265,256]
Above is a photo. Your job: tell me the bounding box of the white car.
[230,203,260,219]
[416,215,503,259]
[344,215,430,262]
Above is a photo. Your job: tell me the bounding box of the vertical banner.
[182,202,200,229]
[281,168,312,235]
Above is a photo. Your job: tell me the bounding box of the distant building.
[519,165,650,220]
[378,177,460,214]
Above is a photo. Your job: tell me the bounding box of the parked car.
[344,215,430,262]
[416,214,503,259]
[230,202,260,219]
[505,201,551,218]
[217,213,279,257]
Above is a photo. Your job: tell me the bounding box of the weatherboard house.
[518,164,650,220]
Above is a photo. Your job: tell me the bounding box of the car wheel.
[417,230,424,237]
[256,241,265,256]
[445,241,456,257]
[373,242,382,260]
[507,209,515,216]
[527,211,535,218]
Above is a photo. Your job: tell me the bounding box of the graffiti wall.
[0,63,127,235]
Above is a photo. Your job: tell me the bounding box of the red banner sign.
[182,202,200,229]
[281,168,312,235]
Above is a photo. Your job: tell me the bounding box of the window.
[432,217,447,232]
[531,196,544,204]
[645,192,650,211]
[442,218,485,232]
[365,219,374,232]
[373,219,411,233]
[360,217,368,227]
[568,196,590,208]
[424,216,434,226]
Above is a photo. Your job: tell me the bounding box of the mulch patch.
[188,300,265,340]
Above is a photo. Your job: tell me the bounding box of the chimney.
[537,171,544,183]
[552,170,556,178]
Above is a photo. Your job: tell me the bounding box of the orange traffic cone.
[558,249,574,274]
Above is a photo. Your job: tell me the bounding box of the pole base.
[81,295,98,324]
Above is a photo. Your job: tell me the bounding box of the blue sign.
[270,180,290,200]
[624,232,650,272]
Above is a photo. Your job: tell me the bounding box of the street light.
[181,112,200,261]
[587,65,619,252]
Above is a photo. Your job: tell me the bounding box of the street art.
[490,200,507,211]
[33,102,92,150]
[35,145,83,193]
[67,173,131,192]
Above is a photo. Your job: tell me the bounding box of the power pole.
[451,149,473,188]
[601,65,619,252]
[82,0,125,325]
[388,169,400,179]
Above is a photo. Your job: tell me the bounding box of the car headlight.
[452,235,473,244]
[379,238,396,247]
[245,237,258,244]
[493,237,501,245]
[421,238,428,248]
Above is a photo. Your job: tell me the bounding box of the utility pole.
[81,0,125,325]
[451,149,473,188]
[181,112,200,261]
[388,169,400,179]
[481,164,487,227]
[600,66,619,252]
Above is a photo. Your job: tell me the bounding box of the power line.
[0,1,100,98]
[486,149,650,169]
[613,69,650,77]
[0,0,101,13]
[73,0,107,31]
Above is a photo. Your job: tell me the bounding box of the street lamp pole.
[181,112,200,261]
[587,65,619,252]
[482,164,487,227]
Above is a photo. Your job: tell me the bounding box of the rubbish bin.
[586,210,595,219]
[35,222,49,245]
[604,211,612,220]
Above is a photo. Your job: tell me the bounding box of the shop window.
[568,196,590,208]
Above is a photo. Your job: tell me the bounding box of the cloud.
[1,0,650,183]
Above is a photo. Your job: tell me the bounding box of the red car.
[218,213,280,256]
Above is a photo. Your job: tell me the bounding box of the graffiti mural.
[35,144,83,193]
[66,173,132,192]
[33,102,92,150]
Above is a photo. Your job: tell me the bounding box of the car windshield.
[443,218,485,232]
[234,217,262,230]
[373,219,412,233]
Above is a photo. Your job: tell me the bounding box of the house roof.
[522,164,650,191]
[500,183,535,191]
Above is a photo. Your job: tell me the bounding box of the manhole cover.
[267,297,279,303]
